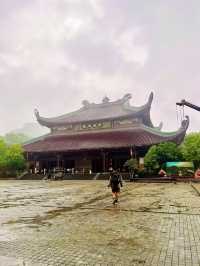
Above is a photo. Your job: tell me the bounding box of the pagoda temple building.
[23,92,189,173]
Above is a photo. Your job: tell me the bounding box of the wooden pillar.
[56,155,60,168]
[33,155,37,173]
[130,145,136,158]
[47,160,49,171]
[102,151,106,172]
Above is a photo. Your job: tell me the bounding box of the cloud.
[0,0,200,134]
[114,29,148,66]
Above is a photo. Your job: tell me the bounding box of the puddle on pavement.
[108,236,142,247]
[170,204,187,209]
[0,203,20,208]
[131,258,146,264]
[162,216,174,220]
[3,192,112,227]
[107,234,155,257]
[3,215,52,227]
[137,205,163,212]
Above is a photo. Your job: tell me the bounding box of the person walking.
[108,170,123,204]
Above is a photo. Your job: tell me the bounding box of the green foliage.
[144,142,182,173]
[144,146,160,172]
[124,158,138,172]
[0,138,26,176]
[180,133,200,169]
[4,133,31,145]
[144,134,200,173]
[0,138,7,169]
[5,144,26,171]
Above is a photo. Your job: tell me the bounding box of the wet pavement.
[1,180,200,265]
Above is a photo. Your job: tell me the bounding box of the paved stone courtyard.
[1,181,200,265]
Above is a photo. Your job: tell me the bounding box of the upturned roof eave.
[36,111,151,128]
[34,92,154,128]
[23,116,189,153]
[45,115,189,139]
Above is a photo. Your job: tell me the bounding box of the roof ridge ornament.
[34,108,40,119]
[158,122,163,130]
[102,96,110,103]
[148,92,154,106]
[82,100,90,108]
[122,93,132,102]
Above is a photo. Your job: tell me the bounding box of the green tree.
[124,158,138,172]
[180,133,200,169]
[5,144,26,171]
[144,146,160,173]
[4,133,31,145]
[144,142,182,173]
[0,138,7,170]
[0,138,26,177]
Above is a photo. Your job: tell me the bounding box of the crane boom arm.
[176,99,200,112]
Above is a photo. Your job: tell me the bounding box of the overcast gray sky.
[0,0,199,135]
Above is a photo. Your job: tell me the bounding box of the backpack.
[111,174,119,185]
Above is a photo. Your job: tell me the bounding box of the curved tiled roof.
[23,116,189,153]
[35,92,154,128]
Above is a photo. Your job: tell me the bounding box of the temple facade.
[23,92,189,173]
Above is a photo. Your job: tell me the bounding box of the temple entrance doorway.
[112,158,127,171]
[92,158,103,173]
[48,160,57,169]
[64,160,75,170]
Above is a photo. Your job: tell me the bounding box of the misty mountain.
[9,123,49,139]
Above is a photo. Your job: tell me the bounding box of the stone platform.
[1,180,200,265]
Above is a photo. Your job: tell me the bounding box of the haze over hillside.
[9,123,49,138]
[1,1,200,135]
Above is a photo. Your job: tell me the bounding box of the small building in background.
[165,161,194,177]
